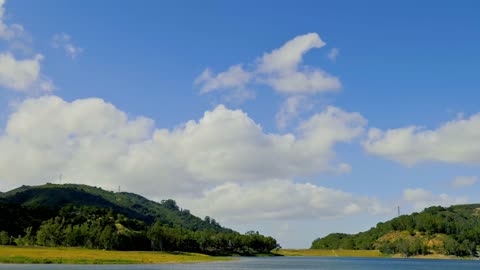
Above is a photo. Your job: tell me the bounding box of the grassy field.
[0,246,232,264]
[275,249,387,258]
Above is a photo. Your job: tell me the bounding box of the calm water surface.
[1,257,479,270]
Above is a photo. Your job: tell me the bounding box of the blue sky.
[1,0,480,248]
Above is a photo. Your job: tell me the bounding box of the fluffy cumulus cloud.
[0,95,386,222]
[0,96,154,190]
[0,0,53,92]
[451,176,477,188]
[180,179,392,223]
[363,113,480,165]
[403,188,468,212]
[52,33,83,59]
[0,53,50,91]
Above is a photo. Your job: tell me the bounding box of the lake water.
[1,257,479,270]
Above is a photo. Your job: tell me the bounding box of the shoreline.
[275,249,474,260]
[0,246,233,264]
[0,246,474,265]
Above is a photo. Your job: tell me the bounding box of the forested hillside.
[311,204,480,257]
[0,184,278,255]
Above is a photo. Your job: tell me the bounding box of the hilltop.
[0,183,278,255]
[311,204,480,257]
[0,183,228,234]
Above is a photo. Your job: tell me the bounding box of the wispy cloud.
[0,0,25,41]
[196,33,340,96]
[451,176,477,188]
[403,188,468,211]
[195,33,341,128]
[52,32,83,59]
[276,95,312,129]
[327,48,339,62]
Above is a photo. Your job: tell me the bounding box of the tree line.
[0,205,279,255]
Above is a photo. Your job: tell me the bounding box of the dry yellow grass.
[0,246,232,264]
[275,249,386,257]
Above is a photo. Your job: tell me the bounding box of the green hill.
[311,204,480,257]
[0,183,278,255]
[1,183,228,233]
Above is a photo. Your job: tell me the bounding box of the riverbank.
[275,249,472,260]
[0,246,232,264]
[275,249,386,257]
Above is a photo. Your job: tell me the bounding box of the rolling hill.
[311,204,480,257]
[0,183,228,235]
[0,183,278,255]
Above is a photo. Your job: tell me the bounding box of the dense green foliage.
[0,184,278,255]
[1,183,228,232]
[311,205,480,257]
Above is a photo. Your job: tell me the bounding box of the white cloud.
[451,176,477,188]
[179,179,391,223]
[195,33,341,101]
[0,96,366,199]
[0,0,32,55]
[0,53,52,92]
[363,113,480,165]
[195,33,342,129]
[276,95,312,129]
[327,48,339,62]
[194,64,251,94]
[52,32,83,59]
[403,188,468,212]
[256,33,341,94]
[149,104,365,185]
[0,0,53,92]
[257,33,325,74]
[0,0,24,41]
[260,68,341,94]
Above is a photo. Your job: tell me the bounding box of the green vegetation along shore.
[0,183,278,257]
[275,249,462,260]
[311,204,480,258]
[275,249,385,257]
[0,246,231,264]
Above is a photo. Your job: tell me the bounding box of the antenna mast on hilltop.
[397,206,401,217]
